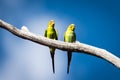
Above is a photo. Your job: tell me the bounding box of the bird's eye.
[49,21,54,25]
[72,26,75,30]
[70,26,72,28]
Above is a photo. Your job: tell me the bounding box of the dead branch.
[0,19,120,69]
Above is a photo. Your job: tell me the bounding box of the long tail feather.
[67,51,72,74]
[50,49,55,73]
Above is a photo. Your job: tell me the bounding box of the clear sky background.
[0,0,120,80]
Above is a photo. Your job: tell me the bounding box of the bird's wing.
[55,30,58,40]
[73,32,76,42]
[44,29,47,37]
[64,31,66,41]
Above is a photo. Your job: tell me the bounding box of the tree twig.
[0,19,120,69]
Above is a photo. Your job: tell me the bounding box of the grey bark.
[0,19,120,69]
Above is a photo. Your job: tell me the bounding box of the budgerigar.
[64,24,76,74]
[44,20,58,73]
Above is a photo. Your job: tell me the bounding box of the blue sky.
[0,0,120,80]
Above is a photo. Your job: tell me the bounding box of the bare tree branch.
[0,19,120,69]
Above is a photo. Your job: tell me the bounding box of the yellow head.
[67,24,75,31]
[48,20,55,27]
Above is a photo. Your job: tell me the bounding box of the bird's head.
[67,24,75,31]
[48,20,55,27]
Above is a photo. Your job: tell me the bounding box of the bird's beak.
[72,26,75,31]
[51,22,55,27]
[49,20,55,27]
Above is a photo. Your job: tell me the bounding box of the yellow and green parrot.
[44,20,58,73]
[64,24,76,74]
